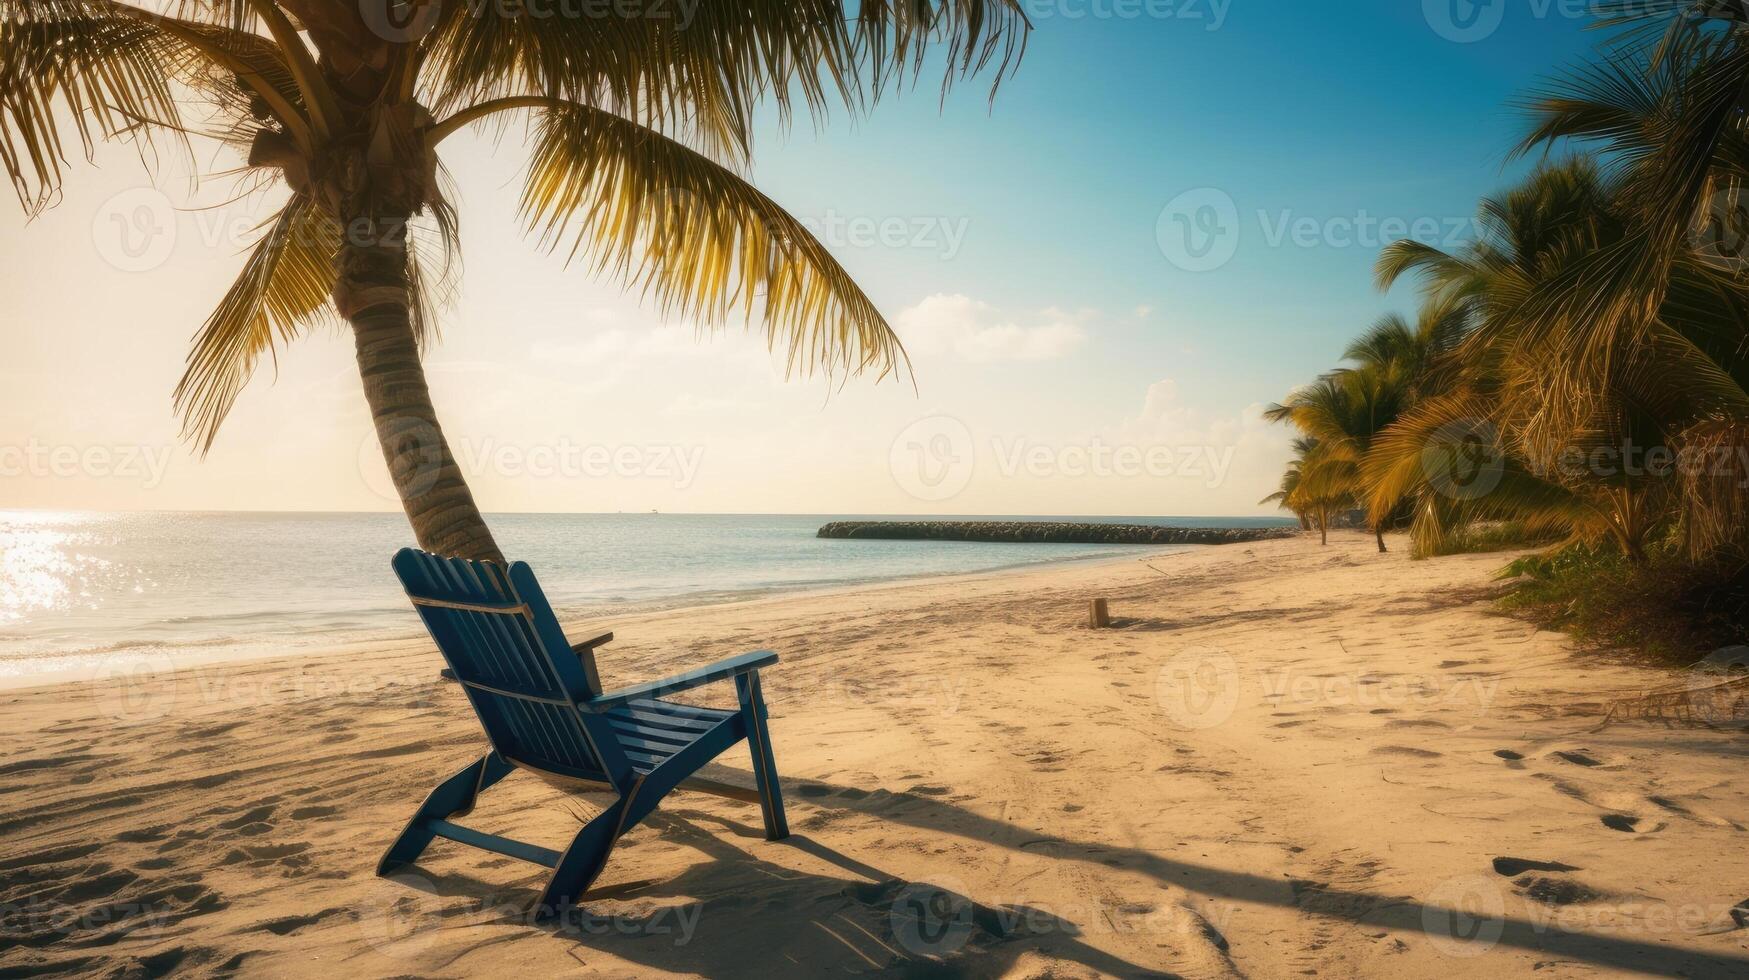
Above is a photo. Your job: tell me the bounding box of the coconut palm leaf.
[419,0,1030,156]
[0,0,313,209]
[174,195,338,451]
[518,100,904,380]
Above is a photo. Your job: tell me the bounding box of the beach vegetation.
[1266,1,1749,658]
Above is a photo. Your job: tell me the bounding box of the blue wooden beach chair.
[377,548,788,915]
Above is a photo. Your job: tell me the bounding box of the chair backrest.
[392,548,631,788]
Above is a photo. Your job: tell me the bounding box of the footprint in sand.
[1516,875,1602,906]
[1492,856,1580,876]
[1552,750,1604,768]
[1369,745,1442,759]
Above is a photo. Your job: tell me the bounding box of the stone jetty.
[815,521,1298,546]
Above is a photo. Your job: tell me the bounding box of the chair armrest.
[579,650,778,713]
[570,631,613,691]
[572,631,613,653]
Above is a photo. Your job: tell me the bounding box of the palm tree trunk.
[1610,487,1648,566]
[1374,525,1388,553]
[1316,512,1328,546]
[336,214,505,563]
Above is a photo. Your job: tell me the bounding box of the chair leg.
[537,798,629,920]
[377,751,513,875]
[736,671,789,841]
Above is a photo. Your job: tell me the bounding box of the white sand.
[3,531,1747,978]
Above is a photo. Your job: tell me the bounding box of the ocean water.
[0,511,1293,681]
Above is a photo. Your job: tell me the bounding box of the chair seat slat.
[611,700,731,731]
[606,718,703,747]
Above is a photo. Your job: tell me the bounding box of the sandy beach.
[3,531,1747,978]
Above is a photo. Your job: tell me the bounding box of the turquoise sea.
[0,511,1294,681]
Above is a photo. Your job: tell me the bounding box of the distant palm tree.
[0,0,1029,560]
[1260,436,1315,532]
[1267,364,1412,553]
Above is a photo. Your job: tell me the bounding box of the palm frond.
[175,195,337,451]
[519,101,904,380]
[0,0,309,210]
[420,0,1030,157]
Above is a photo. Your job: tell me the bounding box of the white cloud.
[896,294,1089,362]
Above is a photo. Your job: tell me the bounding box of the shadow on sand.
[384,775,1749,977]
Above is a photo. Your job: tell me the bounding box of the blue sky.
[744,0,1597,410]
[0,2,1604,515]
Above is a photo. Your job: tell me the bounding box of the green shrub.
[1496,544,1749,664]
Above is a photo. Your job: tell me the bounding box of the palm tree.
[1505,3,1749,556]
[1,0,1029,560]
[1260,436,1315,532]
[1367,157,1749,561]
[1267,363,1412,553]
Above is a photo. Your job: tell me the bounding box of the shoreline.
[6,531,1747,977]
[0,544,1194,695]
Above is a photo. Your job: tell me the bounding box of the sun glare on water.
[0,511,117,625]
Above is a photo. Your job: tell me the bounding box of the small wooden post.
[1089,598,1111,629]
